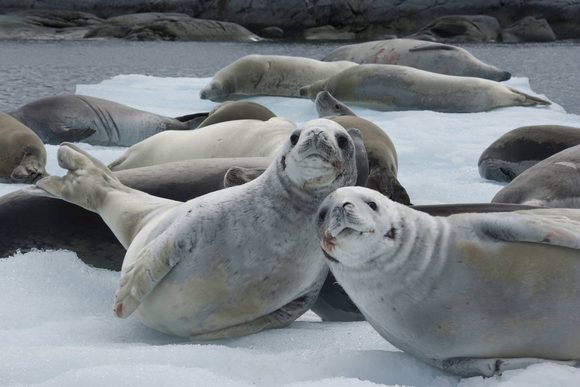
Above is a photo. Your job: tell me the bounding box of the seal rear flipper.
[190,289,320,340]
[367,168,412,205]
[507,87,551,106]
[174,112,210,129]
[114,231,189,318]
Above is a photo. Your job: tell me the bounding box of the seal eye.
[318,207,328,223]
[336,134,349,149]
[290,133,300,146]
[366,201,378,211]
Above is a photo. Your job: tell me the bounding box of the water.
[0,40,579,114]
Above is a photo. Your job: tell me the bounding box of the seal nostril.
[342,201,352,208]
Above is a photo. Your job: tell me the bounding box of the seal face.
[36,118,358,339]
[317,186,580,377]
[0,112,47,184]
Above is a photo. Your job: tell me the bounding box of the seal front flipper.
[409,43,456,52]
[468,210,580,249]
[223,166,266,187]
[114,231,190,318]
[51,125,97,142]
[174,112,209,129]
[430,357,579,378]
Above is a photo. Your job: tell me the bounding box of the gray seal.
[317,186,580,376]
[36,118,358,339]
[7,94,201,146]
[300,64,550,113]
[199,54,357,101]
[479,125,580,182]
[0,157,271,269]
[0,112,47,183]
[322,39,511,81]
[492,144,580,208]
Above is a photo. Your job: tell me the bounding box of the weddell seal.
[492,144,580,208]
[7,94,202,146]
[317,186,580,376]
[108,117,296,171]
[479,125,580,182]
[36,118,359,338]
[300,64,550,113]
[0,112,47,183]
[322,39,511,81]
[199,54,357,101]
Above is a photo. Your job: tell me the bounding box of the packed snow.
[1,74,580,386]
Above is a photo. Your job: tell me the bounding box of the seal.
[479,125,580,182]
[314,91,410,204]
[0,157,271,269]
[7,94,201,146]
[492,144,580,208]
[311,202,538,322]
[300,64,550,113]
[199,54,357,101]
[0,112,47,183]
[36,118,359,339]
[322,39,511,81]
[197,101,277,128]
[108,117,296,171]
[317,186,580,376]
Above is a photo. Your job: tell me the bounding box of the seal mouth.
[321,247,339,263]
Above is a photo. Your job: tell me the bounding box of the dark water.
[0,39,579,114]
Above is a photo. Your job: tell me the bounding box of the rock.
[84,12,260,41]
[0,10,100,40]
[408,15,501,43]
[260,26,284,38]
[303,25,356,41]
[502,16,556,42]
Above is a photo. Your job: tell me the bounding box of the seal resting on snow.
[199,54,357,101]
[322,39,511,81]
[300,64,550,113]
[317,186,580,376]
[36,118,359,339]
[7,94,202,146]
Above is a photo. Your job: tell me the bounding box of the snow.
[2,74,580,386]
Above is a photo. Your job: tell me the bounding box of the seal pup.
[311,202,538,321]
[108,117,296,171]
[317,186,580,376]
[479,125,580,182]
[7,94,201,146]
[300,64,550,113]
[197,101,277,128]
[36,118,359,338]
[199,54,357,101]
[492,144,580,208]
[315,91,410,204]
[322,39,511,81]
[0,112,47,183]
[1,157,271,268]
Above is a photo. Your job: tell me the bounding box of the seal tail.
[508,87,551,106]
[174,112,210,129]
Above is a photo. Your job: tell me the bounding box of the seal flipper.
[190,285,321,340]
[174,112,210,129]
[430,357,579,377]
[409,43,456,52]
[51,125,97,142]
[468,209,580,249]
[507,87,551,106]
[114,230,189,318]
[223,166,266,188]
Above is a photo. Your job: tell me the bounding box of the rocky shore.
[0,1,579,42]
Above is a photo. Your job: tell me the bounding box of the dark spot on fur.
[385,227,396,239]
